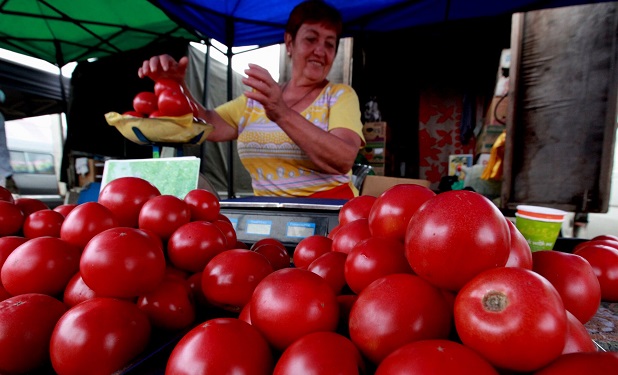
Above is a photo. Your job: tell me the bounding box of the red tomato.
[239,301,252,324]
[344,236,413,295]
[166,317,273,375]
[0,293,67,374]
[184,188,220,222]
[250,237,286,252]
[0,284,9,302]
[80,227,166,298]
[0,236,28,269]
[14,197,48,217]
[22,209,64,238]
[532,250,601,324]
[368,184,436,242]
[505,218,533,269]
[0,200,24,236]
[336,294,357,336]
[573,243,618,302]
[405,190,510,291]
[293,234,333,269]
[327,223,342,239]
[133,91,158,115]
[50,297,151,375]
[60,201,119,249]
[201,249,274,313]
[250,268,340,351]
[0,186,14,203]
[53,203,78,217]
[158,89,193,116]
[98,176,161,228]
[331,218,372,254]
[454,267,567,372]
[148,110,163,118]
[348,273,452,365]
[533,352,618,375]
[138,194,191,241]
[375,339,499,375]
[562,310,597,354]
[213,219,238,249]
[186,271,210,310]
[254,243,290,271]
[167,221,227,273]
[274,331,365,375]
[137,278,196,331]
[123,110,144,117]
[574,238,618,252]
[63,271,98,307]
[591,234,618,242]
[308,250,348,294]
[154,78,184,96]
[339,195,377,226]
[1,237,81,297]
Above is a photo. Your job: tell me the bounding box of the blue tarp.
[151,0,612,47]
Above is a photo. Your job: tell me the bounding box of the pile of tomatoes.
[1,179,618,374]
[125,78,197,118]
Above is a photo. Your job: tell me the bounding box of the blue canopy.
[151,0,610,47]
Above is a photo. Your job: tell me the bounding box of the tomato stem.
[482,291,507,312]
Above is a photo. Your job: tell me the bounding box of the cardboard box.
[363,121,387,145]
[360,175,431,197]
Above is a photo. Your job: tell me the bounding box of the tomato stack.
[126,78,197,118]
[1,181,618,374]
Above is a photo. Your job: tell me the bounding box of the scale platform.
[219,196,346,251]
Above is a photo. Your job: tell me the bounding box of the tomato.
[133,91,158,115]
[60,201,119,249]
[454,267,567,372]
[98,176,161,228]
[254,242,291,271]
[250,268,340,351]
[533,352,618,375]
[80,227,166,298]
[331,218,372,254]
[336,294,357,336]
[138,194,191,241]
[375,339,499,375]
[53,203,78,217]
[0,293,67,374]
[292,234,333,269]
[184,189,220,222]
[213,219,238,249]
[167,221,227,273]
[123,110,144,117]
[339,195,377,226]
[148,110,163,118]
[137,278,196,331]
[573,243,618,302]
[239,300,252,324]
[0,186,14,203]
[250,237,286,251]
[22,209,64,238]
[532,250,601,324]
[164,265,190,282]
[50,297,151,375]
[166,317,274,375]
[348,273,452,365]
[201,249,274,313]
[154,78,184,96]
[1,237,81,297]
[368,184,436,242]
[308,250,348,294]
[574,238,618,253]
[562,310,597,354]
[186,271,210,310]
[0,200,24,236]
[505,218,533,269]
[591,234,618,242]
[405,190,510,291]
[0,285,9,302]
[158,89,193,117]
[344,236,413,295]
[273,331,365,375]
[14,197,48,217]
[327,223,342,239]
[0,236,27,269]
[63,271,98,307]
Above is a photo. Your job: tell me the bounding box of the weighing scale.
[219,196,347,251]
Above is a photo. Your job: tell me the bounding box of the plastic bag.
[105,112,214,145]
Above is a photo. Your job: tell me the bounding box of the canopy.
[151,0,613,48]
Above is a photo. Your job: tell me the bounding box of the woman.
[138,0,365,199]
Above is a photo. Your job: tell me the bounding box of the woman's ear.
[284,33,293,56]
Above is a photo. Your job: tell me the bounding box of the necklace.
[282,82,316,109]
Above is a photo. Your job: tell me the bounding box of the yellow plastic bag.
[105,112,214,145]
[481,130,506,181]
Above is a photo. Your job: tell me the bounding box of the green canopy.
[0,0,200,66]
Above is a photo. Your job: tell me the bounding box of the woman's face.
[286,22,338,84]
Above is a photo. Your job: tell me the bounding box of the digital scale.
[219,196,347,251]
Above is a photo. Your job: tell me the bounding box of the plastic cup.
[515,205,567,252]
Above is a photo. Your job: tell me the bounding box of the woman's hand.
[242,64,288,122]
[138,54,189,82]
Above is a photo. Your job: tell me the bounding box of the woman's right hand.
[138,54,189,82]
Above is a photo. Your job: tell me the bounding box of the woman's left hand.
[242,64,288,122]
